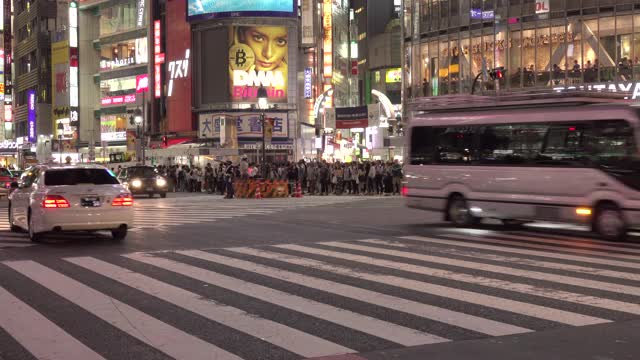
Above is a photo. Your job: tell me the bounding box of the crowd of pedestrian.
[152,157,404,198]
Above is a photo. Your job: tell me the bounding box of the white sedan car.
[8,165,134,242]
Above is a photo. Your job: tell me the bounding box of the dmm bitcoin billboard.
[228,25,288,104]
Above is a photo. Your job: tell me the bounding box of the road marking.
[393,237,640,281]
[126,252,446,347]
[513,230,640,249]
[497,233,640,255]
[0,285,106,360]
[66,256,352,358]
[322,241,640,297]
[181,249,530,337]
[246,245,608,326]
[4,260,242,360]
[443,233,640,267]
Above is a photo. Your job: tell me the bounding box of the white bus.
[405,95,640,241]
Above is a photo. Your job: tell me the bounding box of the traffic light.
[490,67,505,80]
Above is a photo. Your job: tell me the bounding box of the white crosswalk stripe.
[1,231,640,359]
[0,196,378,245]
[132,196,374,229]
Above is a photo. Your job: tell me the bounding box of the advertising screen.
[188,0,295,20]
[228,25,288,104]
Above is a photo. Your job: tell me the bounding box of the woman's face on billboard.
[242,26,288,71]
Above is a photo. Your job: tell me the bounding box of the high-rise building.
[12,0,58,164]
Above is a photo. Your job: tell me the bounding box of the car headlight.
[131,179,142,188]
[156,178,167,187]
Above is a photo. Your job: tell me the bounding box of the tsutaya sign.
[553,82,640,100]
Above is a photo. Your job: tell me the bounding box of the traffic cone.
[255,181,263,199]
[295,182,303,198]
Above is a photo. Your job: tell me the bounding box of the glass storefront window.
[421,43,429,96]
[413,43,421,97]
[582,19,598,82]
[100,37,148,71]
[404,0,412,37]
[536,23,551,87]
[100,2,146,37]
[634,15,640,80]
[100,75,137,98]
[509,27,522,88]
[429,40,438,95]
[420,0,429,33]
[522,28,535,87]
[599,17,615,81]
[550,21,566,85]
[460,33,470,93]
[471,31,482,82]
[616,15,632,80]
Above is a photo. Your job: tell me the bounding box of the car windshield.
[0,168,11,177]
[44,168,120,186]
[128,167,157,178]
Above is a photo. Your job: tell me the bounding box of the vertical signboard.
[301,0,315,46]
[27,90,36,143]
[165,0,192,133]
[136,0,146,27]
[0,49,4,102]
[154,20,165,98]
[52,40,71,139]
[323,0,332,78]
[69,0,79,139]
[4,0,11,103]
[303,67,313,99]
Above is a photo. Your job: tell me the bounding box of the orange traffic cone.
[295,182,303,198]
[255,181,263,199]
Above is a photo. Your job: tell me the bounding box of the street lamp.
[57,122,64,163]
[133,108,144,164]
[257,85,269,179]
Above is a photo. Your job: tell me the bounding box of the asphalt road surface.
[0,193,639,360]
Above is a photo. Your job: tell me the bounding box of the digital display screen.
[188,0,295,20]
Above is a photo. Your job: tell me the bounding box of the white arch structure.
[312,88,396,125]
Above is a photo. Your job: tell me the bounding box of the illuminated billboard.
[228,25,288,104]
[188,0,295,20]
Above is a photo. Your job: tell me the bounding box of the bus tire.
[446,194,480,227]
[593,203,627,242]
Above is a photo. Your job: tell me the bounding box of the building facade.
[403,0,640,100]
[12,0,58,165]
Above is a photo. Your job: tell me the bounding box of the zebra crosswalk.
[0,196,376,248]
[131,195,374,229]
[1,230,640,359]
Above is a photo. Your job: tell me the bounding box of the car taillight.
[42,195,71,208]
[112,194,134,206]
[4,182,10,188]
[401,186,409,197]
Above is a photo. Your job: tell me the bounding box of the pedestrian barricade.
[233,180,289,198]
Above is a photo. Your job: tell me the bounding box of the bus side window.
[587,120,637,169]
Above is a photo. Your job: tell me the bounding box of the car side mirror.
[10,182,18,189]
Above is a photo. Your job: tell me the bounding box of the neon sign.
[167,49,190,97]
[552,81,640,100]
[323,0,332,78]
[27,90,36,143]
[154,20,164,98]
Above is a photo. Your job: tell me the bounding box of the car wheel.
[148,193,154,198]
[111,226,127,240]
[446,195,480,227]
[8,203,21,232]
[28,210,43,243]
[593,203,627,242]
[160,192,167,198]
